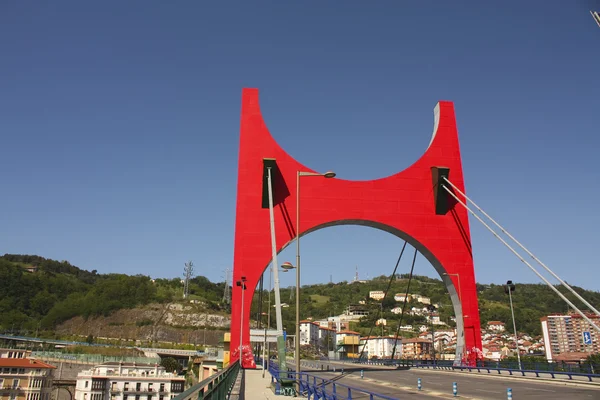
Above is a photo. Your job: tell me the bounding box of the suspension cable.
[357,241,408,361]
[442,184,600,333]
[390,247,418,361]
[443,177,600,317]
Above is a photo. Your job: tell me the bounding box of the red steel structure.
[231,88,482,367]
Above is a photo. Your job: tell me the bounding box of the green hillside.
[0,254,227,333]
[2,254,599,340]
[250,274,600,338]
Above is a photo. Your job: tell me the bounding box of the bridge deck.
[244,368,302,399]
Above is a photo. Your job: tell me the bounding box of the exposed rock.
[56,302,231,346]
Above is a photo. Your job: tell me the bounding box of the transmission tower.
[222,268,231,305]
[183,261,194,299]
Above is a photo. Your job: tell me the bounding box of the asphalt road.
[291,361,600,399]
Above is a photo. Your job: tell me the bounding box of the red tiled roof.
[0,359,56,369]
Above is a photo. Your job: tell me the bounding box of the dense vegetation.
[2,254,599,340]
[249,274,600,338]
[0,254,227,332]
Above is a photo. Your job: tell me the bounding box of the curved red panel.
[231,88,482,367]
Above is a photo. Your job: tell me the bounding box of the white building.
[75,362,185,400]
[486,321,506,332]
[359,336,402,359]
[369,291,385,301]
[299,320,321,346]
[393,294,411,302]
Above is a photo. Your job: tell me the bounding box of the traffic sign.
[583,331,592,345]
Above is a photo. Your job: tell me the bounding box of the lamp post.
[295,170,336,376]
[427,304,437,363]
[236,276,247,366]
[505,280,522,370]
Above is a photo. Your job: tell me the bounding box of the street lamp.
[295,170,336,377]
[427,304,437,363]
[504,280,522,370]
[236,276,247,367]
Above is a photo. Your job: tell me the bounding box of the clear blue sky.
[1,1,599,293]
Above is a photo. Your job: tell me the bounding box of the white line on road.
[523,387,555,392]
[475,388,498,393]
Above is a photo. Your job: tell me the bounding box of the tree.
[161,357,180,373]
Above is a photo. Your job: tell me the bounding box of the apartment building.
[0,350,31,359]
[359,336,402,359]
[368,291,385,301]
[541,314,600,361]
[401,338,433,359]
[74,362,185,400]
[0,358,56,400]
[299,321,320,346]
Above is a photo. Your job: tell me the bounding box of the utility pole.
[183,261,194,299]
[427,304,437,364]
[505,280,522,370]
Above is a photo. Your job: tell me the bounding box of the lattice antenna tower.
[183,261,194,299]
[355,266,359,282]
[222,268,231,305]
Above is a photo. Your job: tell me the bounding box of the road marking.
[523,387,555,392]
[475,388,497,393]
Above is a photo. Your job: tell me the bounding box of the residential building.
[299,320,320,346]
[359,336,402,359]
[336,331,361,359]
[0,358,56,400]
[0,350,31,359]
[318,327,336,353]
[74,362,185,400]
[401,338,433,359]
[393,294,412,302]
[486,321,506,332]
[541,314,600,361]
[345,304,369,317]
[369,291,385,301]
[411,295,431,305]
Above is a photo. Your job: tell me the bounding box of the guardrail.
[265,359,397,399]
[173,360,240,400]
[413,363,600,382]
[346,358,600,383]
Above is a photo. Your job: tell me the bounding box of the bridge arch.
[230,88,482,368]
[260,219,467,362]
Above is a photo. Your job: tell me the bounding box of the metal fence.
[31,351,160,365]
[173,360,240,400]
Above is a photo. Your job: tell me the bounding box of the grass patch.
[310,295,330,304]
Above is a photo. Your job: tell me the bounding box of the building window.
[159,384,165,393]
[136,383,141,392]
[124,383,129,391]
[85,381,89,388]
[148,383,153,392]
[12,379,19,389]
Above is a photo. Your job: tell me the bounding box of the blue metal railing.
[265,359,398,399]
[350,358,600,382]
[173,360,240,400]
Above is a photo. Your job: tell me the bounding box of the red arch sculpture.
[231,88,482,368]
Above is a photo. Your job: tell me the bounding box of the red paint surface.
[231,88,482,367]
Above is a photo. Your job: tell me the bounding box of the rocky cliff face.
[56,302,231,345]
